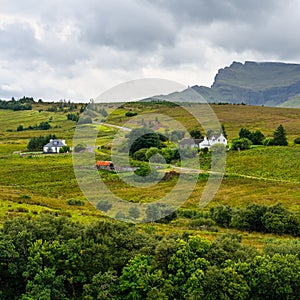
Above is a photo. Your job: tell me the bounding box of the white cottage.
[199,134,227,149]
[43,139,66,153]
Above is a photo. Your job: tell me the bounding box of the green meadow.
[0,101,300,248]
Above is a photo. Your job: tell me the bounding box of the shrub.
[189,217,216,229]
[263,138,275,146]
[125,111,137,117]
[134,164,158,182]
[59,146,70,153]
[210,205,233,227]
[67,199,85,206]
[17,125,24,131]
[15,207,29,213]
[38,121,51,130]
[96,200,112,212]
[78,116,92,124]
[74,143,86,152]
[20,194,31,199]
[294,137,300,144]
[133,148,148,161]
[67,113,80,122]
[231,137,252,150]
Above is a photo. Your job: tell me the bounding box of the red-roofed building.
[95,160,114,170]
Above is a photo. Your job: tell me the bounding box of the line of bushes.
[210,203,300,236]
[17,121,51,131]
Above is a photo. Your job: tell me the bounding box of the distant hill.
[164,61,300,107]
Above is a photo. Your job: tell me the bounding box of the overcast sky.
[0,0,300,101]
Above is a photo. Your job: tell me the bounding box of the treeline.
[232,124,288,150]
[0,97,33,111]
[27,134,57,151]
[1,214,300,299]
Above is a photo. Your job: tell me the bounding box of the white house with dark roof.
[199,133,227,149]
[43,139,66,153]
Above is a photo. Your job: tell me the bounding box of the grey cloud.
[0,0,300,100]
[146,0,280,25]
[79,0,176,51]
[0,23,39,59]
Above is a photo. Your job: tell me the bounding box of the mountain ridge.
[175,61,300,107]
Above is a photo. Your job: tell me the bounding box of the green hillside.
[0,101,300,244]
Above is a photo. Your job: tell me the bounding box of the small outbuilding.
[179,138,198,149]
[95,160,115,170]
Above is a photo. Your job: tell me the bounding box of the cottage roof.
[44,139,65,147]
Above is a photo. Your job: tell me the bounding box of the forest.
[1,214,300,300]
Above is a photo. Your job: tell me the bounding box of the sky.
[0,0,300,101]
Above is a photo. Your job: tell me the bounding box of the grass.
[104,102,300,141]
[226,146,300,183]
[1,102,300,248]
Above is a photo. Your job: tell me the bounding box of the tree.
[230,204,268,232]
[59,146,70,153]
[145,204,160,222]
[239,128,252,140]
[210,205,233,227]
[250,130,265,145]
[273,124,288,146]
[128,206,140,219]
[171,130,185,141]
[38,121,51,130]
[207,233,257,267]
[17,125,24,131]
[27,134,57,151]
[294,137,300,144]
[240,254,300,300]
[127,128,161,156]
[189,128,202,139]
[118,255,166,300]
[96,200,112,212]
[132,148,148,161]
[166,236,210,298]
[78,116,92,124]
[145,147,161,162]
[82,271,118,300]
[203,266,250,300]
[221,124,228,139]
[74,143,86,152]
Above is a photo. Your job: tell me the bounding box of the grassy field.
[1,102,300,247]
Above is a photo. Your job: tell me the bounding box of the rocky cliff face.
[192,61,300,107]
